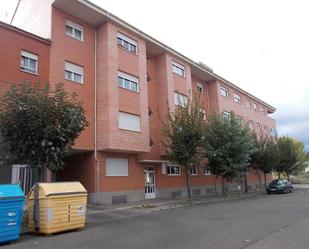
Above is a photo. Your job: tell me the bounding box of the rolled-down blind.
[106,158,129,176]
[21,50,38,60]
[65,61,84,75]
[119,112,141,132]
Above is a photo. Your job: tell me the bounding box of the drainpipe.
[94,27,100,205]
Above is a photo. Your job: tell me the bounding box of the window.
[118,71,139,92]
[197,82,203,93]
[149,137,154,147]
[20,50,38,74]
[117,33,137,53]
[256,123,261,132]
[200,108,206,120]
[167,164,181,175]
[65,62,84,83]
[65,20,84,41]
[246,100,252,109]
[269,128,273,136]
[270,129,277,137]
[191,165,198,176]
[253,103,257,111]
[172,61,185,77]
[174,92,188,107]
[147,73,152,83]
[223,111,230,120]
[148,107,153,118]
[248,121,254,130]
[261,107,265,116]
[204,167,211,175]
[220,86,229,98]
[236,115,244,126]
[233,93,241,104]
[263,125,268,135]
[119,112,141,132]
[106,158,128,176]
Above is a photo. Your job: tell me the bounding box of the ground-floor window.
[204,167,211,175]
[190,165,198,176]
[167,165,181,175]
[106,158,129,176]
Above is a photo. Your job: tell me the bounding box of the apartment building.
[0,21,50,190]
[1,0,276,204]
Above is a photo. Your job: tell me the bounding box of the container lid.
[28,182,87,198]
[0,184,25,199]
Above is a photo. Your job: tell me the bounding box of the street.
[4,189,309,249]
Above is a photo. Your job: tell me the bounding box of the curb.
[87,192,261,214]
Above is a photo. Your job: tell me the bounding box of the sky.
[1,0,309,151]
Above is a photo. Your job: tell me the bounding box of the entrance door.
[144,169,156,199]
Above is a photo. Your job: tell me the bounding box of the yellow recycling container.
[27,182,87,235]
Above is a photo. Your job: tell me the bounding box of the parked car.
[266,179,294,194]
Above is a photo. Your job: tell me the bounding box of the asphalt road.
[4,189,309,249]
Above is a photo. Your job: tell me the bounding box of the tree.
[291,139,307,175]
[162,94,206,200]
[250,136,280,188]
[276,137,307,178]
[276,137,298,179]
[0,82,88,181]
[204,112,255,195]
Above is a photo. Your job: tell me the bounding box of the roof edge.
[64,0,277,111]
[0,21,51,45]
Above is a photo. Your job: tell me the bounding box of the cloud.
[276,113,309,151]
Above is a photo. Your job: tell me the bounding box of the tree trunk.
[221,177,225,196]
[244,175,248,193]
[258,171,262,189]
[278,171,281,179]
[264,172,267,190]
[185,168,192,201]
[287,173,290,180]
[214,176,217,196]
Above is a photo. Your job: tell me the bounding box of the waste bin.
[27,182,87,235]
[0,184,25,244]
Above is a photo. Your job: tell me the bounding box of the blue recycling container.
[0,184,25,244]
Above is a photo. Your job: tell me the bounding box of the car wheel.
[290,187,294,193]
[283,188,288,194]
[267,191,271,195]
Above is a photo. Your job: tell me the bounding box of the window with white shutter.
[65,62,84,84]
[119,112,141,132]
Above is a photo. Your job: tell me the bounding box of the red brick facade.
[2,0,277,204]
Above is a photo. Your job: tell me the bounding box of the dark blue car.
[266,179,294,194]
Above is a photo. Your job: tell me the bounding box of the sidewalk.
[85,191,262,226]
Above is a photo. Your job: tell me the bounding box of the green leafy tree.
[276,137,298,179]
[204,112,255,195]
[291,139,307,175]
[250,136,280,188]
[276,137,307,178]
[0,82,88,181]
[162,94,206,199]
[0,134,11,167]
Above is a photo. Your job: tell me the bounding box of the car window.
[271,180,282,184]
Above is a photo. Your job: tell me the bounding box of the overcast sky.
[1,0,309,150]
